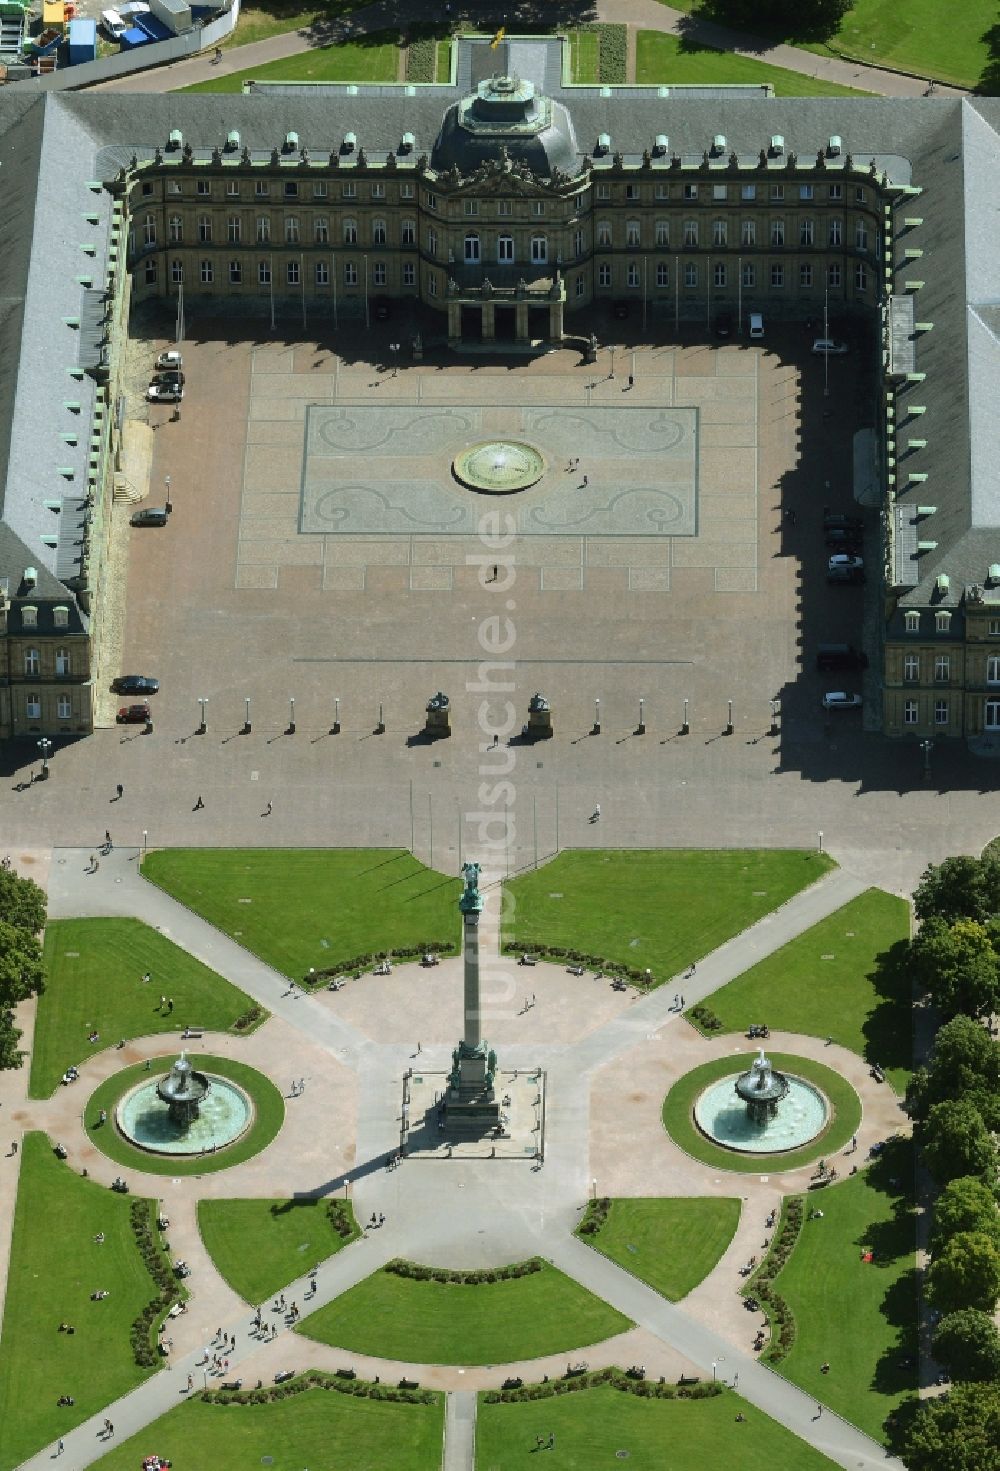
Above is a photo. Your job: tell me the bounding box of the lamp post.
[609,345,616,382]
[332,696,341,735]
[288,697,295,734]
[593,698,601,735]
[243,697,251,735]
[197,697,207,734]
[818,831,824,853]
[682,697,689,735]
[637,697,645,735]
[142,829,148,858]
[389,342,400,378]
[164,474,172,515]
[375,702,385,736]
[726,699,734,736]
[920,738,933,781]
[36,736,52,779]
[770,697,779,735]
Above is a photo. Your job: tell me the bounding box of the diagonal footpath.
[542,1233,905,1471]
[566,866,868,1072]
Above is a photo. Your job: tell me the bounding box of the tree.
[907,1014,1000,1131]
[903,1380,1000,1471]
[909,916,1000,1019]
[930,1177,1000,1257]
[922,1100,997,1187]
[0,868,45,934]
[926,1231,1000,1315]
[702,0,850,40]
[933,1310,1000,1381]
[914,854,1000,925]
[0,920,44,1009]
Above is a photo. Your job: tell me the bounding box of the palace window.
[904,701,919,725]
[427,226,438,256]
[683,219,698,247]
[855,221,869,250]
[168,215,183,242]
[313,182,328,199]
[285,216,300,243]
[343,219,357,244]
[255,180,269,197]
[904,611,920,632]
[464,199,479,216]
[935,611,952,632]
[465,232,480,263]
[256,216,270,243]
[314,216,329,243]
[227,180,240,197]
[23,647,39,676]
[770,263,784,288]
[227,215,241,243]
[372,262,386,286]
[372,218,387,245]
[344,262,358,285]
[197,179,210,196]
[626,220,640,246]
[741,183,756,200]
[741,219,755,246]
[714,262,727,288]
[800,218,814,246]
[799,263,813,288]
[315,260,329,285]
[598,263,611,286]
[401,220,415,245]
[530,235,547,263]
[229,261,242,283]
[655,220,669,247]
[25,696,40,721]
[742,262,755,288]
[855,262,868,291]
[627,262,640,288]
[402,262,416,286]
[935,700,949,726]
[684,262,698,287]
[55,647,70,676]
[258,260,270,285]
[200,259,214,284]
[498,234,514,263]
[770,218,785,247]
[827,263,842,288]
[171,259,183,283]
[712,219,727,247]
[904,654,920,682]
[934,654,951,682]
[143,215,156,245]
[656,262,669,288]
[198,214,212,242]
[597,220,612,247]
[829,218,842,246]
[286,260,299,286]
[57,695,72,721]
[988,655,1000,685]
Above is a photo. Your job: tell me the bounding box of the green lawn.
[198,1198,359,1303]
[0,1134,162,1471]
[662,1052,862,1173]
[504,849,835,983]
[32,918,262,1099]
[769,1138,918,1443]
[299,1262,632,1364]
[569,28,600,82]
[84,1054,285,1176]
[476,1382,840,1468]
[696,890,913,1092]
[658,0,994,90]
[224,0,363,50]
[141,848,456,979]
[181,34,400,92]
[635,31,867,94]
[98,1386,444,1471]
[435,39,452,83]
[581,1198,741,1300]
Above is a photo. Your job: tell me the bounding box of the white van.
[748,312,764,340]
[101,7,127,37]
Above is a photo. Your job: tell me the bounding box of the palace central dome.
[431,73,580,180]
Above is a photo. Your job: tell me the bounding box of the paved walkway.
[91,0,966,96]
[443,1391,476,1471]
[3,854,909,1471]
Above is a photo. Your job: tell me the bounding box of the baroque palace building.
[1,34,999,745]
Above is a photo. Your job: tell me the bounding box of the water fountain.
[693,1048,829,1155]
[115,1053,253,1157]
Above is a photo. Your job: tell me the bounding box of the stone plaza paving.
[0,853,906,1471]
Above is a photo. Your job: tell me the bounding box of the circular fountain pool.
[453,440,546,493]
[694,1074,828,1154]
[117,1076,253,1156]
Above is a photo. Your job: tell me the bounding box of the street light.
[288,697,295,734]
[637,697,645,735]
[197,697,207,734]
[332,696,341,735]
[142,829,148,858]
[164,475,172,514]
[593,698,601,735]
[36,736,52,779]
[920,738,933,781]
[243,697,251,735]
[389,342,400,377]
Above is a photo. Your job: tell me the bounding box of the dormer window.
[53,606,69,627]
[22,605,37,628]
[934,611,951,633]
[904,611,920,633]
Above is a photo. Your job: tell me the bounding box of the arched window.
[372,218,387,245]
[168,216,183,243]
[343,218,357,244]
[497,234,514,263]
[464,232,480,263]
[530,235,547,264]
[23,647,39,676]
[198,214,212,242]
[143,215,156,246]
[55,647,70,676]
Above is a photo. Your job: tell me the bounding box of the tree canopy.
[0,869,47,1073]
[913,854,1000,925]
[923,1099,997,1188]
[932,1309,1000,1382]
[929,1176,1000,1257]
[700,0,850,41]
[926,1230,1000,1315]
[907,1014,1000,1132]
[902,1379,1000,1471]
[909,916,1000,1019]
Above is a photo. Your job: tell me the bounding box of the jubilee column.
[445,862,500,1130]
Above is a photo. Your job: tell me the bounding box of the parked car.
[828,554,864,573]
[147,384,183,403]
[117,702,151,724]
[372,298,391,321]
[816,644,868,672]
[101,7,126,39]
[154,349,182,370]
[812,338,849,355]
[112,675,159,695]
[823,511,864,531]
[130,507,169,527]
[748,312,764,340]
[822,691,863,710]
[714,310,733,339]
[825,527,863,550]
[151,371,185,389]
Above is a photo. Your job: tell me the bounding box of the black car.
[112,675,160,696]
[151,370,185,388]
[825,527,864,550]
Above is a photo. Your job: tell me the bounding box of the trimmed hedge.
[577,1197,612,1236]
[128,1198,188,1369]
[596,23,627,84]
[304,941,456,986]
[743,1194,804,1363]
[385,1256,542,1285]
[325,1200,358,1241]
[483,1366,722,1403]
[688,1003,724,1033]
[202,1368,438,1407]
[406,37,435,83]
[232,1004,266,1032]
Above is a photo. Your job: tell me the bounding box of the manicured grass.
[32,918,263,1099]
[97,1386,444,1471]
[181,34,399,91]
[299,1262,632,1364]
[84,1054,284,1176]
[435,39,452,83]
[569,28,600,82]
[581,1198,741,1300]
[504,848,835,984]
[635,31,868,94]
[770,1138,918,1443]
[198,1198,359,1303]
[658,0,992,90]
[141,848,456,980]
[662,1052,862,1173]
[696,890,913,1092]
[0,1134,162,1471]
[475,1382,840,1468]
[225,0,362,50]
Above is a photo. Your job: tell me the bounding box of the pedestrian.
[56,1439,64,1456]
[416,1041,422,1054]
[10,1140,17,1155]
[214,44,221,61]
[491,563,498,581]
[733,1371,739,1389]
[680,994,685,1007]
[160,995,167,1011]
[115,783,123,799]
[263,801,272,816]
[104,830,112,850]
[91,856,99,871]
[378,1212,385,1226]
[167,998,174,1013]
[851,1134,857,1152]
[531,992,536,1006]
[815,1404,823,1419]
[141,972,150,984]
[106,1420,115,1437]
[298,1077,304,1093]
[673,993,679,1009]
[581,474,589,487]
[591,804,601,822]
[194,795,204,810]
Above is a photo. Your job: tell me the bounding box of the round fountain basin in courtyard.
[453,440,546,493]
[117,1076,253,1156]
[693,1074,828,1154]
